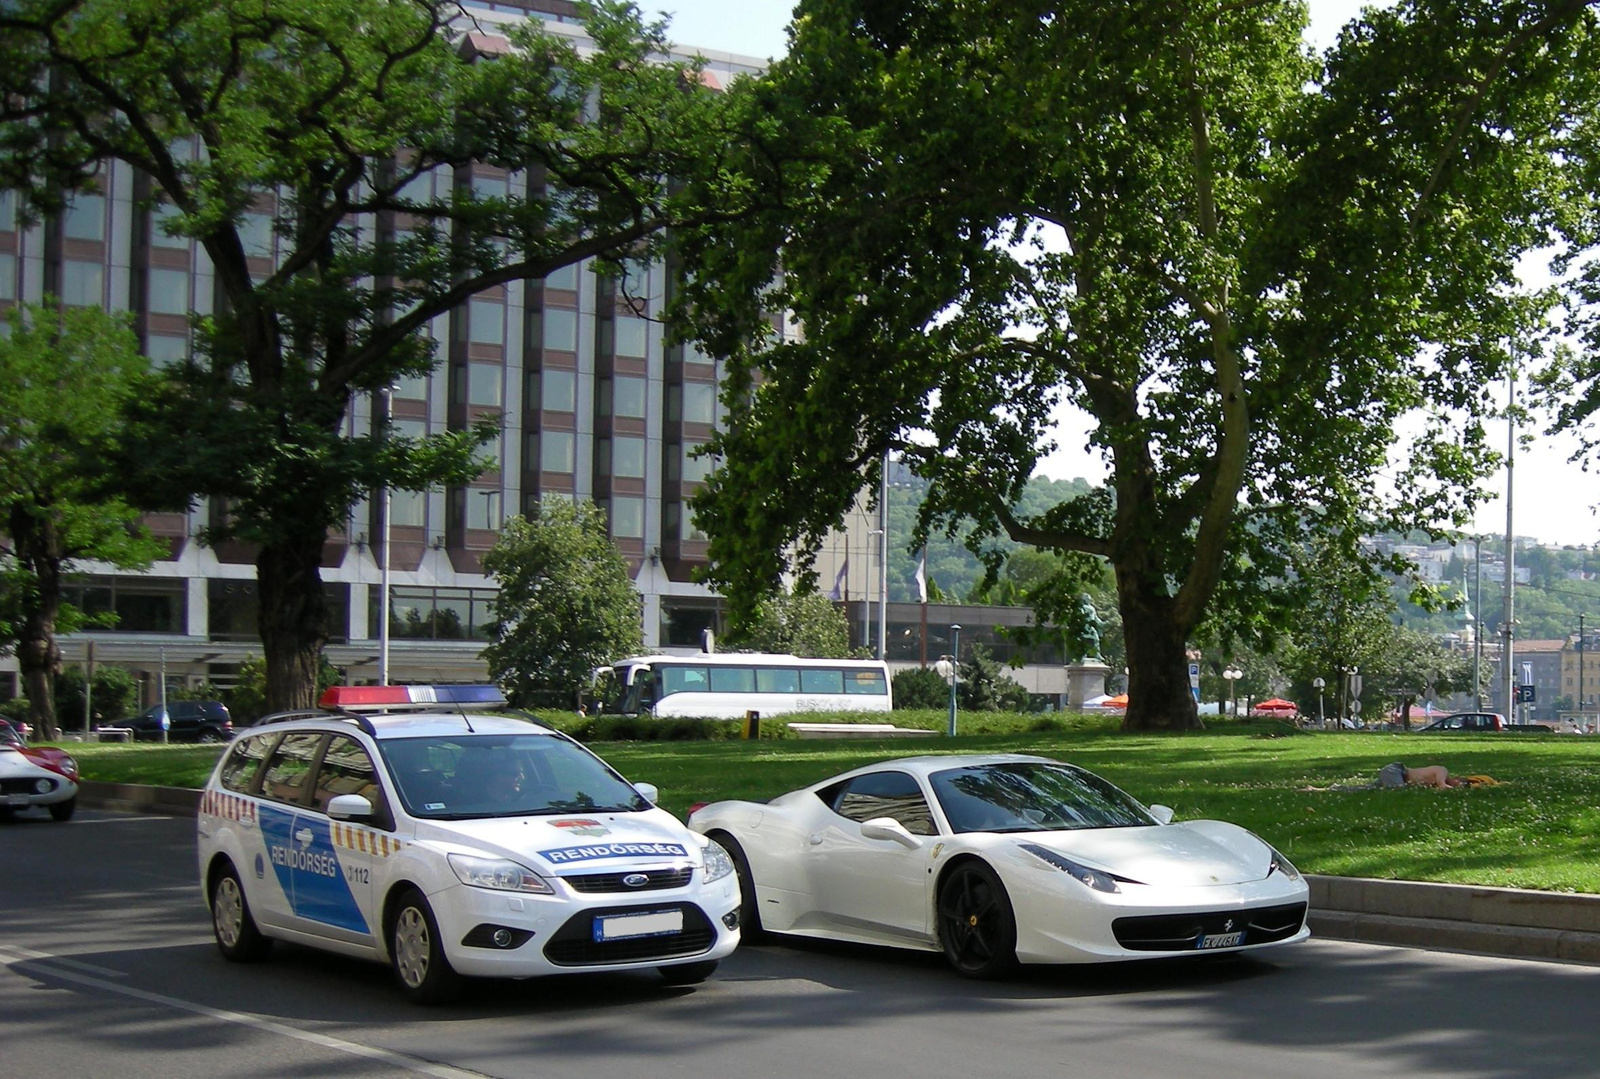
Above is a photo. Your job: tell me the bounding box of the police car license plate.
[1199,931,1243,949]
[594,909,683,942]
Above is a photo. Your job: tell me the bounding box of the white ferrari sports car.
[0,720,80,821]
[689,754,1309,977]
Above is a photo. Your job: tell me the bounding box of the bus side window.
[845,671,887,695]
[757,667,800,693]
[663,666,710,694]
[800,668,844,694]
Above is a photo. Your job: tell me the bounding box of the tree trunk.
[1115,571,1202,732]
[11,506,64,739]
[257,531,330,714]
[18,623,60,740]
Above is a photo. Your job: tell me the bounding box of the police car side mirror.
[633,782,659,804]
[328,794,374,821]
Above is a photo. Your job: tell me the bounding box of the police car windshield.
[378,734,649,820]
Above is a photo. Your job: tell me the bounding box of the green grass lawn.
[61,718,1600,894]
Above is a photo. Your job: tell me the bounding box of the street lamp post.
[1312,677,1326,729]
[1223,666,1242,718]
[933,624,962,736]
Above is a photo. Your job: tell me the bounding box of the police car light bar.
[319,685,508,712]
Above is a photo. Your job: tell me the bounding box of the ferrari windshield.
[378,733,649,820]
[930,762,1156,833]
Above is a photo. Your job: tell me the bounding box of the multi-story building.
[0,3,767,706]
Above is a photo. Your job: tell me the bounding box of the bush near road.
[59,715,1600,894]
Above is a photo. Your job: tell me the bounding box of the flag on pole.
[915,549,927,603]
[829,558,848,601]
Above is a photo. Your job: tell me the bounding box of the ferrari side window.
[827,771,938,836]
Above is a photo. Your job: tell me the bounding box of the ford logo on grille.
[622,873,650,888]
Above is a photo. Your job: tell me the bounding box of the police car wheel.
[389,889,463,1005]
[210,863,272,962]
[48,797,76,822]
[657,960,718,986]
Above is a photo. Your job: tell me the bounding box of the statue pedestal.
[1066,661,1112,709]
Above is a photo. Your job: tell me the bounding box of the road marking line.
[0,945,129,978]
[0,946,490,1079]
[77,816,178,823]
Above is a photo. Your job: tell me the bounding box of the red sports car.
[0,719,79,821]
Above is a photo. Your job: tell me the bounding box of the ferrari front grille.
[1112,902,1307,951]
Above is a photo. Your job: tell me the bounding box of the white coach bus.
[593,653,893,719]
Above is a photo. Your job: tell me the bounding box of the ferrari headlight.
[1267,846,1301,882]
[60,756,77,776]
[1020,842,1131,894]
[447,853,553,894]
[702,839,735,883]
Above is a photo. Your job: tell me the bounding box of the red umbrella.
[1103,693,1129,708]
[1253,698,1298,713]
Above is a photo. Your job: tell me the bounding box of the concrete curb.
[74,785,1600,966]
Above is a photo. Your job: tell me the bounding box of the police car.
[196,686,740,1003]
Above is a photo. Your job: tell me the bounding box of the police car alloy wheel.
[194,685,741,1005]
[210,862,272,962]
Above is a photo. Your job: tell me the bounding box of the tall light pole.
[378,385,393,687]
[1313,676,1326,729]
[934,624,962,737]
[878,454,889,662]
[1473,535,1483,707]
[1501,364,1516,721]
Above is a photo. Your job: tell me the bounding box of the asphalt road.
[3,807,1597,1079]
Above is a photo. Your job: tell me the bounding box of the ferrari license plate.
[3,794,29,806]
[593,909,683,942]
[1199,931,1243,949]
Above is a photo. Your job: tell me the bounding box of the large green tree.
[482,501,643,710]
[0,0,764,710]
[723,589,855,657]
[0,305,166,737]
[674,0,1595,730]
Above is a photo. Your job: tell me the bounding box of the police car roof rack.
[253,708,377,736]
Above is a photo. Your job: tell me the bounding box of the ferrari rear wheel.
[937,861,1018,979]
[712,832,767,943]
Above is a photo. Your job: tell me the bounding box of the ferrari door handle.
[808,834,823,845]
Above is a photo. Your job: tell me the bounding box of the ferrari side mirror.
[859,817,923,849]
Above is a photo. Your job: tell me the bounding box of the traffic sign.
[1349,699,1363,714]
[1188,662,1200,703]
[1517,684,1536,703]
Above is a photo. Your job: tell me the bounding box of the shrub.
[893,666,950,709]
[53,664,139,728]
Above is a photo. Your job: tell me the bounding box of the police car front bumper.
[431,871,741,978]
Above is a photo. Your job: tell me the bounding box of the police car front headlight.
[447,854,553,894]
[702,839,735,884]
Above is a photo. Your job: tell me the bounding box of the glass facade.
[62,575,187,634]
[208,580,350,643]
[370,585,496,640]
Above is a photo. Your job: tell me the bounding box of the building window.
[545,262,578,291]
[0,252,14,301]
[613,375,647,419]
[373,585,495,640]
[60,261,103,307]
[149,202,188,250]
[610,496,644,539]
[543,307,578,352]
[470,174,509,201]
[391,417,427,441]
[61,575,188,634]
[613,314,648,358]
[147,268,191,315]
[240,212,274,259]
[540,428,575,473]
[394,371,428,401]
[468,300,504,346]
[390,488,427,527]
[397,169,433,205]
[683,441,713,483]
[620,259,650,301]
[612,435,646,479]
[542,367,576,413]
[465,488,501,530]
[681,503,705,542]
[467,361,502,406]
[660,600,718,648]
[62,194,106,242]
[145,335,188,367]
[209,580,349,643]
[0,189,14,231]
[683,382,717,425]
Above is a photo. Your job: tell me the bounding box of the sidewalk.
[77,781,1600,966]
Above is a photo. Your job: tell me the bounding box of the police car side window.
[309,736,382,815]
[220,734,277,794]
[260,733,327,805]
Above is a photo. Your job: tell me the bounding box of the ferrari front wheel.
[710,832,766,943]
[937,861,1017,979]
